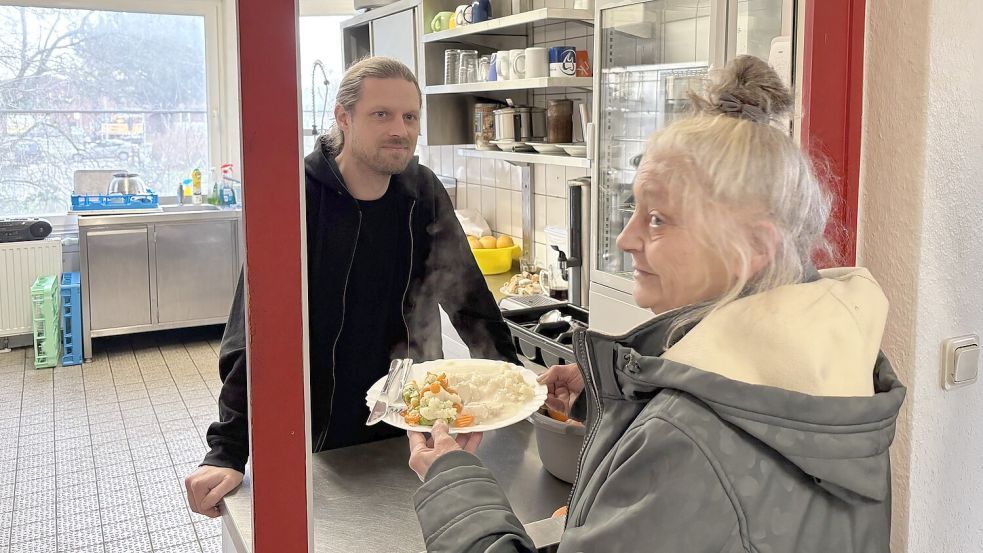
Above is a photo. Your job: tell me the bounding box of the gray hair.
[322,56,421,153]
[646,56,834,340]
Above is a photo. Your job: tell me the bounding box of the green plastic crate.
[31,275,61,369]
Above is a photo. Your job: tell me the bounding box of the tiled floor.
[0,327,228,553]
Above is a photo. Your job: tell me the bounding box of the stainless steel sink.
[160,204,221,212]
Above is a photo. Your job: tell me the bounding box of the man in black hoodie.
[185,57,519,517]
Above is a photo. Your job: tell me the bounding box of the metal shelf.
[422,8,593,43]
[458,147,591,168]
[426,77,592,95]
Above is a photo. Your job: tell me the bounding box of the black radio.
[0,218,53,243]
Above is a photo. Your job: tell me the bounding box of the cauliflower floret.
[418,395,457,422]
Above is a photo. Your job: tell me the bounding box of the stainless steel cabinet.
[370,9,417,73]
[155,221,238,324]
[84,227,153,332]
[79,210,241,359]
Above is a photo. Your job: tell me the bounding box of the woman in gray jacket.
[407,56,905,553]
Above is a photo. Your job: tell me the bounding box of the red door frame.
[237,0,312,551]
[233,0,866,550]
[801,0,866,266]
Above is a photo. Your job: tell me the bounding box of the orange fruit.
[479,236,498,249]
[496,235,514,248]
[467,235,481,249]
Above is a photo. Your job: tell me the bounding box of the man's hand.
[407,420,482,481]
[185,466,244,518]
[537,363,584,416]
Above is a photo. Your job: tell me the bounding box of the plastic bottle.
[191,168,203,205]
[177,183,184,204]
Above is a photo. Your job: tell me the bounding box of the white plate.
[365,359,546,434]
[525,142,567,155]
[489,140,534,152]
[556,143,587,157]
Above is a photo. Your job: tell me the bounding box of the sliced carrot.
[453,414,475,427]
[429,382,441,394]
[403,413,421,425]
[453,403,463,414]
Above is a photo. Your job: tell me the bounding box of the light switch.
[954,345,980,383]
[942,335,980,390]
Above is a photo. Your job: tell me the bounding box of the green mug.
[431,11,454,32]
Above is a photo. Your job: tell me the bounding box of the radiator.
[0,239,63,338]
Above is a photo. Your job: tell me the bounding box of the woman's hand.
[407,420,482,481]
[537,363,584,416]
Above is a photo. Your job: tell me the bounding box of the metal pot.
[493,105,546,142]
[107,172,147,195]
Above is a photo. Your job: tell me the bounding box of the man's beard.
[349,135,414,175]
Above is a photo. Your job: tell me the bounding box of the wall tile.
[546,165,566,197]
[481,186,497,230]
[546,0,564,8]
[533,26,546,44]
[429,146,443,175]
[441,146,456,177]
[480,158,497,186]
[535,243,549,268]
[545,23,566,44]
[495,160,512,189]
[566,166,588,180]
[510,191,523,237]
[546,195,567,228]
[466,184,482,213]
[510,165,523,191]
[533,164,547,195]
[455,184,467,208]
[532,0,546,9]
[455,155,468,181]
[534,194,547,244]
[467,157,481,183]
[495,188,511,234]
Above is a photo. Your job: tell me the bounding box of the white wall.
[860,1,983,551]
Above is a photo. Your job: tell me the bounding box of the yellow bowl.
[471,245,521,275]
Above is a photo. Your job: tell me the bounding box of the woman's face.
[616,158,734,314]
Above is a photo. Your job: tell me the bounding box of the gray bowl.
[529,409,586,484]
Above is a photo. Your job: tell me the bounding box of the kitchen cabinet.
[79,208,241,359]
[155,220,238,324]
[84,227,153,331]
[371,9,418,73]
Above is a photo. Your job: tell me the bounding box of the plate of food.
[364,359,547,434]
[500,271,545,296]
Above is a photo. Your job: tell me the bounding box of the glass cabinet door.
[592,0,714,289]
[733,0,795,87]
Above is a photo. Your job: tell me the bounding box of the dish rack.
[501,303,588,367]
[71,193,159,211]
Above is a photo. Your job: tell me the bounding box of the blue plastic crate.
[71,193,158,211]
[61,272,82,366]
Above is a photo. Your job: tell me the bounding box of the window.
[0,3,217,217]
[299,16,348,155]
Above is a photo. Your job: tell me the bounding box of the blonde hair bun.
[691,55,793,122]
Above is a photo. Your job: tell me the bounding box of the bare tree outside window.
[0,6,209,216]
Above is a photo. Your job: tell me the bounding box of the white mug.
[509,49,526,80]
[524,47,548,78]
[495,50,511,80]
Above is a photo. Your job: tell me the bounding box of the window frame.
[0,0,227,222]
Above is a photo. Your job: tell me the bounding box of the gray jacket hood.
[589,268,906,503]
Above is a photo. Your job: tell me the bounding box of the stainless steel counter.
[75,204,242,227]
[221,420,570,553]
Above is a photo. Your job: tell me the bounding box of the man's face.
[339,77,421,175]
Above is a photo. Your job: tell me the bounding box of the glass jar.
[547,99,574,144]
[474,103,500,150]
